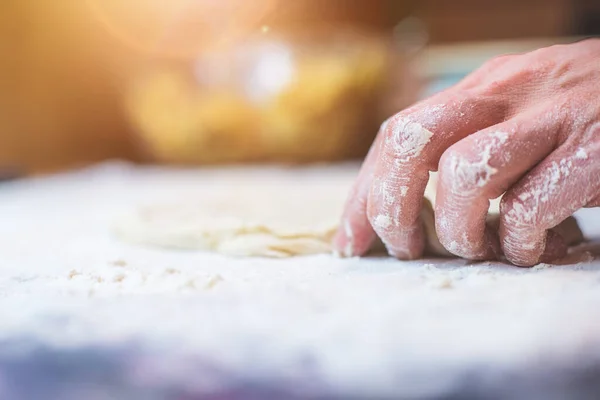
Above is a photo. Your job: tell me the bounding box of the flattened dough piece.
[114,182,348,258]
[115,171,584,258]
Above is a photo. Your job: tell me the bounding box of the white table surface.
[0,162,599,400]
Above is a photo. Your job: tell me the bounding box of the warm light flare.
[86,0,276,58]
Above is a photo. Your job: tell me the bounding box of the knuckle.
[438,145,490,195]
[382,113,434,163]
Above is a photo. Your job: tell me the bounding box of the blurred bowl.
[125,28,421,164]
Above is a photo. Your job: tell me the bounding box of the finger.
[421,197,453,257]
[483,214,582,262]
[332,126,385,257]
[367,90,508,259]
[500,144,600,266]
[435,110,561,260]
[585,194,600,208]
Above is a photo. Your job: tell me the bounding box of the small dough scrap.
[115,171,584,259]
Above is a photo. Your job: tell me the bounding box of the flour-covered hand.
[333,39,600,266]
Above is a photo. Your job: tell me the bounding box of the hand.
[333,39,600,266]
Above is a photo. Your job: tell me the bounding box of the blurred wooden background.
[0,0,595,173]
[0,1,140,173]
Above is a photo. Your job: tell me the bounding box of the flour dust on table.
[1,162,600,399]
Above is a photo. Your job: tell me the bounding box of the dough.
[114,179,349,258]
[115,171,584,258]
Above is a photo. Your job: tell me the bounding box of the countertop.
[0,162,600,399]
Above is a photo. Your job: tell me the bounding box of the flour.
[506,157,576,225]
[444,131,509,194]
[575,147,588,160]
[418,104,446,130]
[0,163,599,398]
[373,214,392,231]
[380,181,396,204]
[385,116,434,162]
